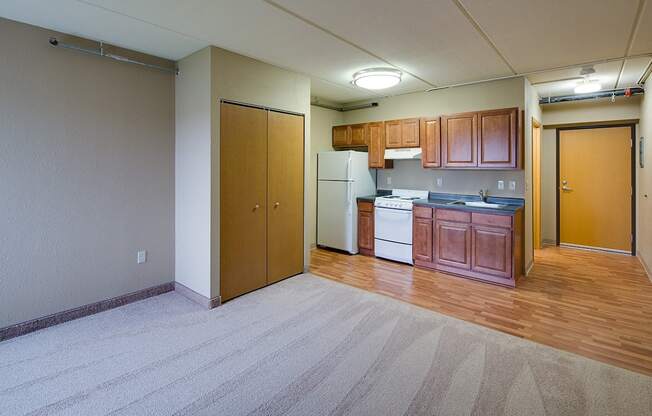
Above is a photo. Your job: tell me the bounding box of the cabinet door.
[350,123,367,147]
[358,208,374,255]
[420,117,441,168]
[435,220,471,270]
[385,120,402,148]
[267,111,304,284]
[413,217,433,262]
[478,108,517,168]
[333,125,349,147]
[401,118,420,147]
[368,122,392,169]
[472,225,512,279]
[220,103,268,301]
[441,112,477,167]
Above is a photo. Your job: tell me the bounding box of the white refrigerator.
[317,151,376,253]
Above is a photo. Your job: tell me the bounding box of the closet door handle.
[253,203,260,211]
[274,202,280,208]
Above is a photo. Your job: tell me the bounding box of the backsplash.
[376,160,525,197]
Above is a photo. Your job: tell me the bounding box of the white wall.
[0,18,175,328]
[343,77,526,198]
[175,48,212,298]
[309,106,340,246]
[638,89,651,276]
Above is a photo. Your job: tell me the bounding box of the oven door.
[374,207,413,244]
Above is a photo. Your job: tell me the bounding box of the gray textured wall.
[0,18,175,328]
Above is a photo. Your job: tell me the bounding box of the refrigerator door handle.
[346,154,352,180]
[347,182,353,213]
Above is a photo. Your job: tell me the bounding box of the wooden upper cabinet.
[349,123,368,147]
[367,121,392,169]
[385,120,402,148]
[401,118,420,147]
[420,117,441,168]
[477,108,517,168]
[333,125,349,147]
[441,112,478,167]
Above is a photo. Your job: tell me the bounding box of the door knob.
[274,202,280,208]
[253,204,260,210]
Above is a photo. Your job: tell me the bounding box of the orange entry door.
[559,127,632,253]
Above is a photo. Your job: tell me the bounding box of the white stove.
[373,189,429,264]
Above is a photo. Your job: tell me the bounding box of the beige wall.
[639,90,651,277]
[0,18,175,328]
[309,106,340,246]
[175,48,212,298]
[540,98,642,248]
[524,79,543,270]
[343,77,527,198]
[543,96,641,126]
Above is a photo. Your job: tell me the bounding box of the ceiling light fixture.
[352,68,402,90]
[574,66,602,94]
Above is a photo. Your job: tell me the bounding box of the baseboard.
[542,239,556,247]
[637,251,652,282]
[525,260,534,276]
[174,282,221,309]
[0,282,174,343]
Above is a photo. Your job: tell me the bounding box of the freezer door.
[318,151,352,181]
[317,180,354,253]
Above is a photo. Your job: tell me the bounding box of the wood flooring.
[310,246,652,376]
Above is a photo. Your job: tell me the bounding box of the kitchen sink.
[448,200,506,209]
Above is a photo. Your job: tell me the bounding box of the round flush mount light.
[352,68,402,90]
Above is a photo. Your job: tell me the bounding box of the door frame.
[531,117,542,250]
[555,124,636,255]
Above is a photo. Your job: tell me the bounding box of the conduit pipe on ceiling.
[539,87,644,105]
[311,101,379,112]
[48,37,178,75]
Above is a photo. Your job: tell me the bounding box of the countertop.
[358,191,524,215]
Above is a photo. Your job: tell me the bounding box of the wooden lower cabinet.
[435,220,472,270]
[416,207,523,287]
[357,201,374,256]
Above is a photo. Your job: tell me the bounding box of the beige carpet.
[0,273,650,415]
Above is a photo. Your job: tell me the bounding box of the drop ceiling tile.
[461,0,640,73]
[273,0,514,86]
[618,57,652,87]
[531,61,622,98]
[0,0,205,60]
[630,1,652,55]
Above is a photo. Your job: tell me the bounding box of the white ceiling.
[1,0,650,103]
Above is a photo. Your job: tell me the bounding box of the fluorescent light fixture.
[574,79,602,94]
[353,68,402,90]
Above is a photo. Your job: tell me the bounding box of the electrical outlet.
[387,176,392,185]
[137,250,147,264]
[436,177,443,187]
[497,180,504,190]
[509,181,516,191]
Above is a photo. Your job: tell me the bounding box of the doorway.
[532,118,542,250]
[556,125,635,255]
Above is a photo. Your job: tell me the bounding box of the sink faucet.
[479,189,488,202]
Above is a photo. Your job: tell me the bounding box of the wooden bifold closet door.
[220,103,268,302]
[220,102,304,301]
[267,111,304,284]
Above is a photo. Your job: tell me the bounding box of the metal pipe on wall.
[539,87,644,105]
[48,37,178,75]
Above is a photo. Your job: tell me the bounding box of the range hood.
[384,148,422,160]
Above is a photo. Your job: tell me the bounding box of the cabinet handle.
[274,202,280,208]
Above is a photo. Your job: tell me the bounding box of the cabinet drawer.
[358,201,374,212]
[436,209,470,223]
[472,212,512,228]
[414,206,432,219]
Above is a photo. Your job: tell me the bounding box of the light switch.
[387,176,392,185]
[436,177,443,187]
[137,250,147,264]
[509,181,516,191]
[497,180,504,190]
